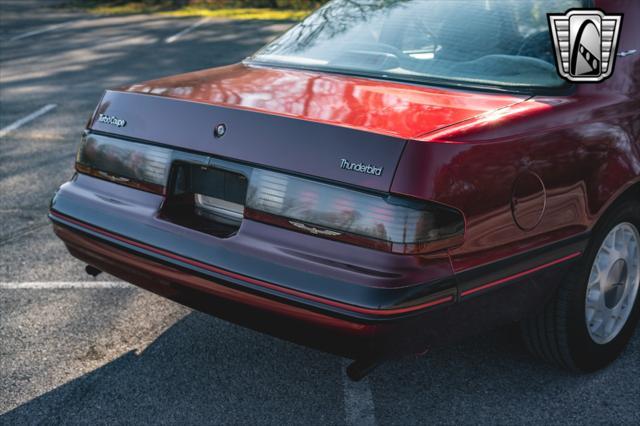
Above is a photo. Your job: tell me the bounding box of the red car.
[50,0,640,380]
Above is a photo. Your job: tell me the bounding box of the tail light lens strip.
[245,169,464,253]
[76,134,172,195]
[76,134,464,253]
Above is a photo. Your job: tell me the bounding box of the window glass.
[251,0,586,90]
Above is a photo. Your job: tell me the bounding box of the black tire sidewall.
[565,201,640,371]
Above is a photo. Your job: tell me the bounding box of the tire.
[521,199,640,372]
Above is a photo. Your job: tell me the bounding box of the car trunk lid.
[90,63,527,192]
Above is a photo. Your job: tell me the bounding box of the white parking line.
[10,21,75,41]
[0,104,57,138]
[0,281,131,289]
[342,360,377,425]
[165,18,210,43]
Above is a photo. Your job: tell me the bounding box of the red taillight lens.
[245,169,464,254]
[75,135,464,253]
[75,134,171,194]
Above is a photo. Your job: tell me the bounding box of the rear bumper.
[50,217,586,361]
[52,215,446,360]
[49,175,588,360]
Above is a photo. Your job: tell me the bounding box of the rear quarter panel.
[392,0,640,272]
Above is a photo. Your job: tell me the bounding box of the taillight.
[245,169,464,254]
[75,134,464,253]
[75,134,171,194]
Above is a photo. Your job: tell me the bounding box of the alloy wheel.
[585,222,640,344]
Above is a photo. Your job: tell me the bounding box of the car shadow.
[371,323,640,424]
[0,311,345,424]
[3,307,638,424]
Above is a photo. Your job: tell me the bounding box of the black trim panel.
[455,233,588,299]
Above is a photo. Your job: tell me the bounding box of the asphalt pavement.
[1,1,639,424]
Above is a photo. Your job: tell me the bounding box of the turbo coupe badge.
[548,9,622,82]
[97,113,127,128]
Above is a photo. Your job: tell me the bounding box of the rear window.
[251,0,587,92]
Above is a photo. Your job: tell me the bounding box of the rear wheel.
[521,200,640,371]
